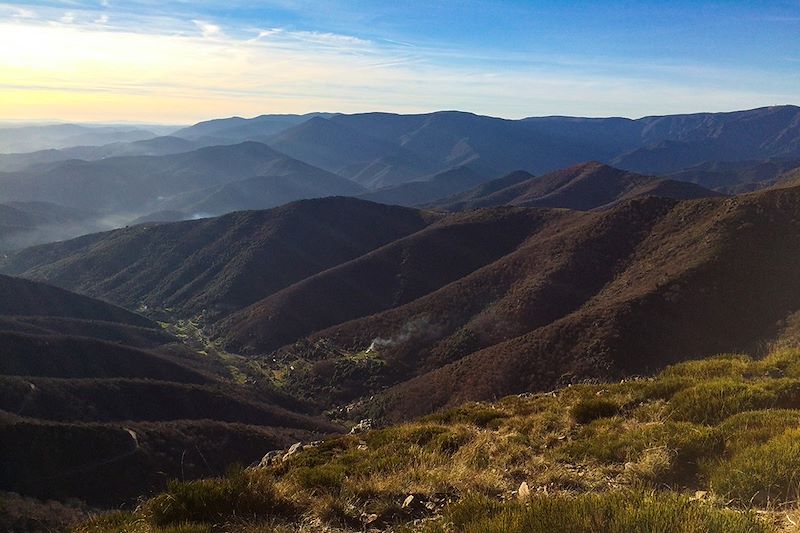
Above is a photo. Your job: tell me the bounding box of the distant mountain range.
[0,201,109,252]
[0,106,798,253]
[171,105,800,188]
[6,105,799,187]
[428,162,722,211]
[0,141,363,214]
[0,123,162,154]
[358,166,487,207]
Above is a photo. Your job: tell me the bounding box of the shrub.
[751,348,800,378]
[571,398,620,423]
[635,377,696,401]
[145,469,296,526]
[290,463,347,491]
[562,419,722,481]
[424,403,510,428]
[714,409,800,457]
[662,355,752,380]
[433,491,769,533]
[710,428,800,505]
[669,380,776,425]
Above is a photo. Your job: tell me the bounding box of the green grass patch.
[709,428,800,505]
[714,409,800,458]
[428,491,769,533]
[423,403,511,428]
[668,380,777,424]
[661,354,753,380]
[571,397,621,423]
[562,419,722,481]
[144,469,297,526]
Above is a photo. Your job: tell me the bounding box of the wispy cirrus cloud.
[0,1,797,123]
[11,7,36,18]
[193,20,221,38]
[252,28,372,48]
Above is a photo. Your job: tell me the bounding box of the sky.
[0,0,798,124]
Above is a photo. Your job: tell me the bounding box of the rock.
[350,418,373,434]
[402,495,415,509]
[362,513,379,525]
[518,481,531,501]
[282,442,302,462]
[256,450,281,468]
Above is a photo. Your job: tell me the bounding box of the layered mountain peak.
[430,162,720,211]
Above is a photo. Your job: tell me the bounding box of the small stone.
[350,418,373,434]
[402,495,415,508]
[518,481,531,501]
[256,450,280,468]
[282,442,302,462]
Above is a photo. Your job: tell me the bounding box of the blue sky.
[0,0,798,123]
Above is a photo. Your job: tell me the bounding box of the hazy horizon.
[4,102,800,129]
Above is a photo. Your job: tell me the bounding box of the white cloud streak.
[0,5,796,123]
[193,19,221,38]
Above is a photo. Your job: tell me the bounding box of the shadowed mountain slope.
[366,187,800,420]
[0,332,207,383]
[6,170,800,428]
[192,185,800,423]
[0,201,106,251]
[357,166,487,207]
[0,124,158,154]
[0,142,359,214]
[0,274,341,508]
[217,207,560,354]
[424,170,536,210]
[0,198,438,319]
[0,136,201,173]
[244,106,800,188]
[174,113,330,143]
[664,158,800,193]
[0,274,153,328]
[611,106,800,174]
[430,162,720,211]
[187,167,364,216]
[1,416,329,507]
[267,116,441,188]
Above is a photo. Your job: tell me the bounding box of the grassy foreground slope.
[77,347,800,532]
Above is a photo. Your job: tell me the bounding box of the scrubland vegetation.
[71,347,800,531]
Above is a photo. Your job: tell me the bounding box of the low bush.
[669,380,776,424]
[635,376,696,401]
[571,397,620,423]
[713,409,800,457]
[661,355,752,380]
[290,463,347,491]
[709,428,800,505]
[428,491,769,533]
[562,419,721,481]
[145,469,297,526]
[423,403,510,428]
